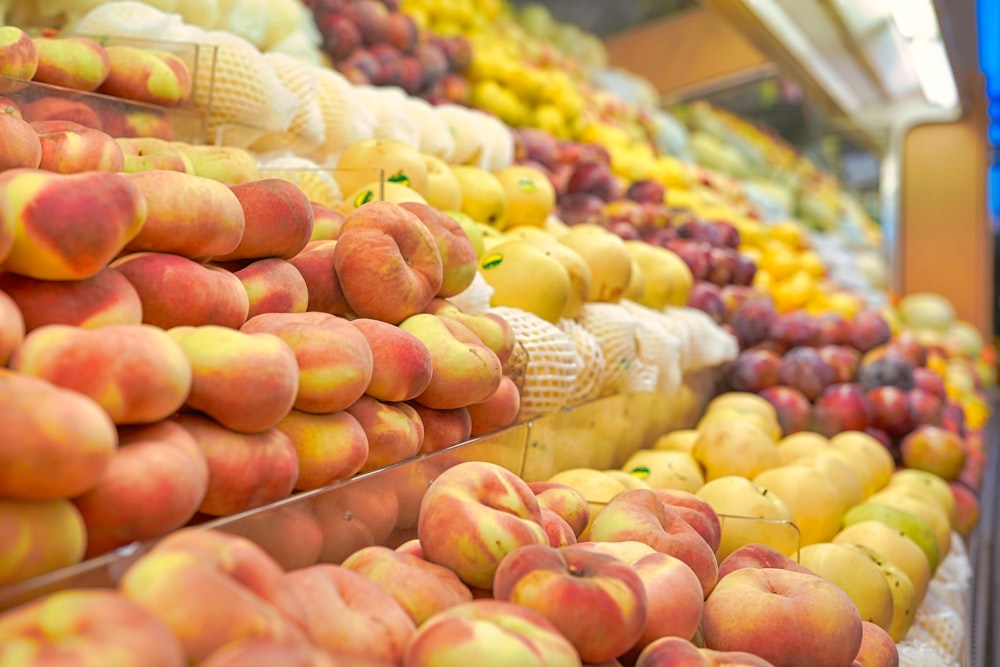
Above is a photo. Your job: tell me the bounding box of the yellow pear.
[422,153,463,211]
[623,240,694,309]
[556,224,632,303]
[504,226,591,319]
[450,164,507,229]
[494,164,556,229]
[334,138,429,198]
[478,239,570,323]
[345,182,428,210]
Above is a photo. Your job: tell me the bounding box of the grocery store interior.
[0,0,998,665]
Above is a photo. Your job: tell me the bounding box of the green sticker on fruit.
[353,190,374,207]
[388,171,411,188]
[629,466,651,479]
[517,177,536,193]
[482,253,503,270]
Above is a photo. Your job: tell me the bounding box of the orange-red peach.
[33,119,124,173]
[309,201,345,241]
[215,178,315,261]
[427,303,517,368]
[0,498,86,587]
[116,137,193,173]
[0,288,24,365]
[199,639,384,667]
[399,201,477,297]
[347,395,425,473]
[0,268,143,331]
[411,403,472,454]
[351,317,433,402]
[527,481,591,538]
[31,36,111,92]
[235,258,309,318]
[276,409,370,491]
[0,26,39,81]
[20,97,103,129]
[540,508,578,547]
[312,478,402,564]
[288,240,353,316]
[0,109,41,171]
[97,47,193,107]
[466,374,522,436]
[221,502,324,572]
[98,104,175,140]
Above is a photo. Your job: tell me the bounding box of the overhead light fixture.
[887,0,939,40]
[906,38,960,109]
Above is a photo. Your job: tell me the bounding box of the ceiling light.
[906,39,960,109]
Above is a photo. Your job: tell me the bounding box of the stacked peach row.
[0,158,525,588]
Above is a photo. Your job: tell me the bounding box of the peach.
[241,311,374,414]
[853,620,899,667]
[716,544,815,582]
[33,119,124,173]
[347,395,425,472]
[31,37,111,92]
[625,550,706,657]
[466,374,522,437]
[122,170,246,259]
[411,403,472,454]
[540,508,578,546]
[425,302,517,367]
[276,409,369,490]
[309,201,345,241]
[0,26,38,82]
[0,369,116,500]
[0,288,24,365]
[222,502,324,571]
[172,413,299,516]
[99,104,176,140]
[653,488,723,554]
[72,420,209,558]
[528,481,591,537]
[634,636,708,666]
[119,528,310,663]
[112,251,250,329]
[0,268,143,331]
[1,168,146,281]
[0,498,86,587]
[312,476,401,563]
[0,108,41,170]
[399,201,477,297]
[288,240,353,316]
[234,258,309,318]
[116,137,193,173]
[167,325,299,433]
[351,317,434,402]
[12,323,193,425]
[0,589,186,667]
[342,544,474,626]
[284,564,416,663]
[198,639,350,667]
[175,143,261,184]
[400,313,503,410]
[20,97,103,128]
[97,46,193,107]
[214,178,315,261]
[417,460,548,589]
[333,201,443,324]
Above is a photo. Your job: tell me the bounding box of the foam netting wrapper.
[256,154,341,208]
[434,104,515,172]
[575,302,658,396]
[486,307,580,419]
[445,272,495,316]
[619,300,686,395]
[310,68,378,163]
[557,318,607,407]
[249,51,325,155]
[661,306,740,371]
[353,85,423,147]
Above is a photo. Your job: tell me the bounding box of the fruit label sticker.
[481,253,504,270]
[628,465,651,480]
[517,177,536,193]
[353,189,374,207]
[388,171,411,188]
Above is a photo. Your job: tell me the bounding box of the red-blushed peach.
[175,143,261,184]
[0,26,39,81]
[0,589,186,667]
[588,488,719,597]
[334,201,443,324]
[852,620,899,667]
[101,105,176,140]
[351,317,434,402]
[32,119,124,173]
[0,498,86,586]
[73,420,209,558]
[634,636,709,666]
[0,369,116,500]
[12,323,193,425]
[276,409,369,490]
[427,304,517,368]
[0,288,24,365]
[171,413,299,516]
[950,480,980,540]
[312,477,401,564]
[342,544,474,626]
[417,460,548,589]
[400,313,504,410]
[493,543,647,663]
[0,268,143,331]
[119,528,310,663]
[403,599,580,667]
[309,201,346,241]
[111,251,250,329]
[122,169,246,260]
[198,639,350,667]
[116,137,194,173]
[31,36,111,92]
[399,201,477,297]
[387,456,445,532]
[717,544,815,582]
[97,46,193,107]
[221,503,324,571]
[346,395,425,473]
[241,311,374,413]
[166,325,299,434]
[701,567,863,667]
[288,240,353,316]
[215,178,315,261]
[466,374,522,436]
[652,488,723,554]
[410,402,472,454]
[284,564,416,663]
[19,97,103,129]
[234,258,310,318]
[700,648,778,666]
[0,109,41,170]
[1,168,146,281]
[528,481,591,538]
[540,508,578,546]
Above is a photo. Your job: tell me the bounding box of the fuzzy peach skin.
[33,119,125,173]
[634,636,778,667]
[716,544,815,582]
[31,36,111,92]
[0,369,116,500]
[852,621,899,667]
[167,325,299,434]
[199,638,395,667]
[73,420,209,558]
[97,46,193,107]
[540,508,578,547]
[122,170,245,260]
[111,251,250,329]
[528,481,591,538]
[116,137,193,174]
[309,202,345,241]
[19,97,103,129]
[100,105,176,141]
[222,503,324,572]
[215,178,315,261]
[0,589,186,667]
[0,26,39,81]
[233,258,310,318]
[466,374,522,437]
[241,311,374,414]
[417,460,548,590]
[652,489,722,554]
[400,313,503,410]
[12,323,192,425]
[0,268,142,332]
[284,564,416,663]
[276,409,369,491]
[399,201,477,297]
[342,545,474,627]
[0,168,146,281]
[119,528,310,663]
[175,143,261,184]
[422,300,517,368]
[0,498,86,586]
[410,403,472,454]
[0,110,41,171]
[347,396,425,473]
[0,288,24,365]
[288,240,353,316]
[402,599,580,667]
[351,317,434,402]
[172,413,299,516]
[312,478,401,564]
[588,488,719,597]
[333,201,443,324]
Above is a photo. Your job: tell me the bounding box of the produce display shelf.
[967,391,999,667]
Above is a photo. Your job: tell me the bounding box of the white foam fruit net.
[250,52,325,155]
[353,86,422,147]
[620,299,685,395]
[557,318,606,406]
[434,104,486,166]
[575,302,655,395]
[487,307,580,419]
[662,306,740,372]
[309,68,378,165]
[403,96,456,161]
[256,154,342,208]
[446,272,494,315]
